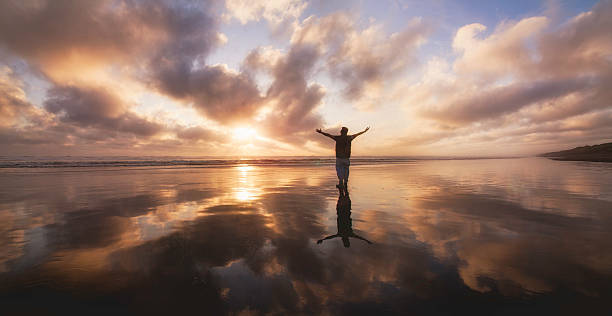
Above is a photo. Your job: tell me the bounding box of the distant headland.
[541,142,612,162]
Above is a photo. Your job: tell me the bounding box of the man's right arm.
[316,129,336,140]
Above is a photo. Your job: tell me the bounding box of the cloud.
[262,45,325,142]
[1,0,429,153]
[0,0,150,83]
[44,85,164,137]
[244,44,325,144]
[293,13,430,102]
[0,67,63,147]
[0,0,224,81]
[419,77,591,125]
[0,0,261,127]
[1,0,610,156]
[239,13,430,144]
[154,64,263,124]
[0,68,230,154]
[537,0,612,76]
[140,0,266,124]
[175,125,228,143]
[0,0,268,153]
[452,17,549,79]
[0,127,60,146]
[0,67,40,127]
[395,1,612,154]
[328,18,430,101]
[224,0,307,27]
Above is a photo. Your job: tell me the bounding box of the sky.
[0,0,610,157]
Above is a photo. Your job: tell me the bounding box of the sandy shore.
[1,158,612,314]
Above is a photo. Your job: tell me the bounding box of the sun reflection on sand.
[232,164,262,202]
[236,164,253,172]
[234,189,257,201]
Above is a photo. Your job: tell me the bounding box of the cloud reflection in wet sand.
[1,159,612,314]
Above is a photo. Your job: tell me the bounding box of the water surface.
[1,158,611,314]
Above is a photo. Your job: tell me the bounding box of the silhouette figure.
[317,186,372,248]
[316,126,369,191]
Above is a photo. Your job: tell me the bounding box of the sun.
[233,127,258,140]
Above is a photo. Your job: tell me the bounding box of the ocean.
[0,155,457,168]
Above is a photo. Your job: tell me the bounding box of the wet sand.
[1,158,612,314]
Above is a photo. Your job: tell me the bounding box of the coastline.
[540,142,612,163]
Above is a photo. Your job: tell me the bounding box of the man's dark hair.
[340,127,348,135]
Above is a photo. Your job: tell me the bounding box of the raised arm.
[350,126,370,139]
[316,128,336,140]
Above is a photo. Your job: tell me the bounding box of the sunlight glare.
[233,127,257,140]
[234,188,256,201]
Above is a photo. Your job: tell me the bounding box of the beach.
[1,157,612,314]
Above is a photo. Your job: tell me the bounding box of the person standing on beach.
[316,126,369,190]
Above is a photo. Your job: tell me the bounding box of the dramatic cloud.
[0,67,60,147]
[155,65,263,124]
[140,0,266,124]
[0,66,227,154]
[0,0,262,125]
[0,0,260,153]
[293,13,430,101]
[0,67,40,127]
[247,44,325,143]
[452,17,549,79]
[0,0,610,155]
[239,12,429,144]
[397,0,612,154]
[420,77,591,125]
[44,85,164,137]
[0,0,153,83]
[0,0,224,78]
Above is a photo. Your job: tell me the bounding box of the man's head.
[340,127,348,135]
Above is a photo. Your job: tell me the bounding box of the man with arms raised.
[316,126,370,191]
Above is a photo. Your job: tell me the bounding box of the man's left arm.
[351,126,370,139]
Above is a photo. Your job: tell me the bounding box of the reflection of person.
[316,126,369,191]
[317,187,372,248]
